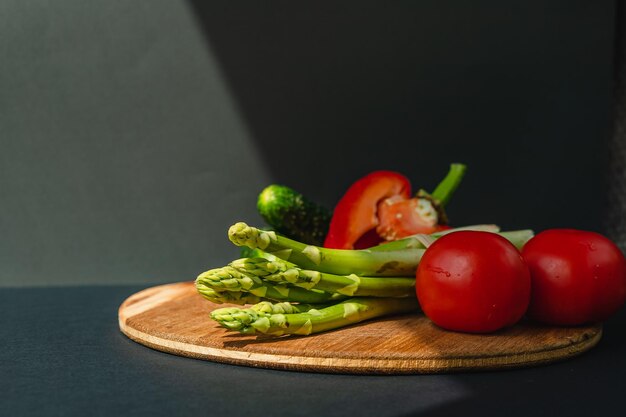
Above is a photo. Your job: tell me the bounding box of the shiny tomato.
[522,229,626,325]
[416,231,531,333]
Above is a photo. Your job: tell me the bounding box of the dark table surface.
[2,285,625,417]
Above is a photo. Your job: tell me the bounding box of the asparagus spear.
[228,222,533,276]
[230,257,415,297]
[367,225,501,251]
[195,285,262,305]
[228,222,424,277]
[369,227,534,251]
[250,301,329,314]
[211,297,419,336]
[196,266,345,304]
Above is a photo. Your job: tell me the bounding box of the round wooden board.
[118,282,602,375]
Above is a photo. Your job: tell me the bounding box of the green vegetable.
[231,257,416,298]
[239,246,264,259]
[249,301,330,314]
[430,163,467,207]
[195,285,263,305]
[228,222,425,277]
[211,297,419,336]
[196,162,540,337]
[227,222,533,278]
[369,226,534,251]
[196,266,344,304]
[257,185,331,246]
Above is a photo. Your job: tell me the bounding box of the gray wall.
[0,1,615,286]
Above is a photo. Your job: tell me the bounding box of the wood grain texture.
[118,282,602,374]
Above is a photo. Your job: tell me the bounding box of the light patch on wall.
[0,0,272,286]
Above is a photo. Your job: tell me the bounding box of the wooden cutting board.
[118,282,602,374]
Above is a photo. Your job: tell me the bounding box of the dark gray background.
[0,0,616,287]
[2,285,625,417]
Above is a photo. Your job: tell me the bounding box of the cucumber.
[257,185,331,246]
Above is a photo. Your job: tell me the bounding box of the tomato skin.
[522,229,626,325]
[416,231,531,333]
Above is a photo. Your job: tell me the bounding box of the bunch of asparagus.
[195,222,533,336]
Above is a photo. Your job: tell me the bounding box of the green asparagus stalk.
[195,285,263,305]
[227,222,533,276]
[369,227,534,251]
[196,266,345,304]
[367,225,500,251]
[230,257,415,297]
[211,297,419,336]
[228,222,424,277]
[250,301,330,314]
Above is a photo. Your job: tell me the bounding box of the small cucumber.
[257,185,331,246]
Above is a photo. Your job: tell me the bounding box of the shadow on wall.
[185,1,613,233]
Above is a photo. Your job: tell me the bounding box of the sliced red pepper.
[324,164,466,249]
[323,171,411,249]
[376,196,448,240]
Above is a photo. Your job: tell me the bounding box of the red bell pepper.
[323,164,466,249]
[376,193,446,240]
[323,171,411,249]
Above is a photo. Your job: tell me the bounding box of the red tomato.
[522,229,626,325]
[416,231,531,333]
